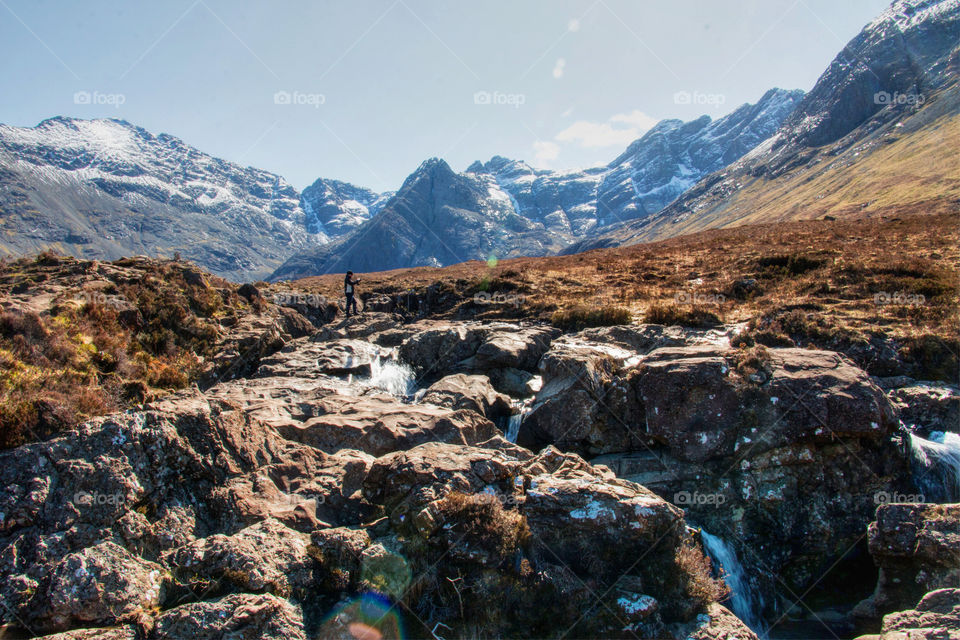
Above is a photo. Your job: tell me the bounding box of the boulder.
[888,382,959,436]
[634,346,897,463]
[151,593,307,640]
[855,503,960,620]
[310,527,373,590]
[470,326,558,371]
[208,447,376,533]
[398,322,559,379]
[522,342,908,600]
[398,323,488,376]
[163,518,316,596]
[273,394,498,456]
[420,373,512,421]
[359,442,722,638]
[673,602,761,640]
[29,541,165,633]
[876,589,960,640]
[256,338,383,378]
[518,338,642,453]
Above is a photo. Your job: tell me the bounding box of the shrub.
[756,253,826,276]
[551,305,631,331]
[436,491,530,561]
[675,543,728,611]
[644,304,721,328]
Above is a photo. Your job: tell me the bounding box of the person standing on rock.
[344,271,361,317]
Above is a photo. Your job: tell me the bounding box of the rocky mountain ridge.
[568,0,960,253]
[270,88,803,279]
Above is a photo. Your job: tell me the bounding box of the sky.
[0,0,892,193]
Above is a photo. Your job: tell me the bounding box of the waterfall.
[908,431,960,502]
[365,354,417,397]
[700,530,766,638]
[506,399,533,443]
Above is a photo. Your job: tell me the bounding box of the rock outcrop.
[855,503,960,621]
[520,329,911,609]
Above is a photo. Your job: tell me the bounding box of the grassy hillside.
[284,211,959,379]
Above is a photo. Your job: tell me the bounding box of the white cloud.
[533,140,560,165]
[568,18,580,32]
[554,109,657,148]
[610,109,659,131]
[552,58,566,79]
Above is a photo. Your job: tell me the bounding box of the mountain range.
[0,0,956,282]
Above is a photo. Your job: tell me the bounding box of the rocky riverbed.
[0,311,956,639]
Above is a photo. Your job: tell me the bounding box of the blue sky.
[0,0,890,192]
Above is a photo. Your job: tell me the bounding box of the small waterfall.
[506,399,533,443]
[700,530,766,638]
[366,353,417,397]
[908,431,960,502]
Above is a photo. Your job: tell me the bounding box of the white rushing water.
[365,354,417,397]
[700,530,766,638]
[908,431,960,502]
[506,399,534,443]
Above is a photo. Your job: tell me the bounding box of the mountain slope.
[467,88,803,235]
[270,158,555,279]
[0,118,385,281]
[300,177,394,237]
[272,89,803,280]
[567,0,960,253]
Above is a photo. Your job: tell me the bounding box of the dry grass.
[436,491,530,561]
[0,253,263,448]
[550,305,631,331]
[285,211,958,361]
[675,543,729,611]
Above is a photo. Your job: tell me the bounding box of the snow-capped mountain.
[300,178,394,237]
[470,88,803,237]
[569,0,960,253]
[0,117,379,281]
[270,157,562,280]
[271,88,803,279]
